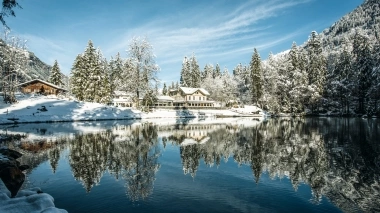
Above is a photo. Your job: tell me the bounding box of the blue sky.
[6,0,363,84]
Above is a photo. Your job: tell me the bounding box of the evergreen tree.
[202,64,213,80]
[213,63,221,79]
[306,31,327,110]
[369,39,380,115]
[249,48,263,105]
[109,52,124,96]
[190,54,201,88]
[162,83,168,95]
[70,54,86,101]
[70,40,111,104]
[262,53,280,113]
[353,31,373,114]
[331,42,355,114]
[49,60,63,87]
[180,56,191,87]
[287,42,308,113]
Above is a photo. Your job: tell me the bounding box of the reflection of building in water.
[156,123,243,145]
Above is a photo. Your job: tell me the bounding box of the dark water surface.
[1,118,379,213]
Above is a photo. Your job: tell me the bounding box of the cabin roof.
[17,79,67,91]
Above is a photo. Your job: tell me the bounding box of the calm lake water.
[1,117,379,213]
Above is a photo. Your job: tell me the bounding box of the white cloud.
[104,0,312,81]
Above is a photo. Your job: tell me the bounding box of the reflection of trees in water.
[68,123,160,201]
[69,130,114,192]
[320,118,380,212]
[0,136,68,175]
[120,123,160,202]
[171,118,379,212]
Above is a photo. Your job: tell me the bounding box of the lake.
[1,117,379,213]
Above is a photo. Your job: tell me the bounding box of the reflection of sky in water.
[5,118,378,213]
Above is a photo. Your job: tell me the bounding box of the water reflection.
[1,118,379,212]
[68,124,160,201]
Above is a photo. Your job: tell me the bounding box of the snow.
[0,94,264,125]
[179,87,210,96]
[0,94,141,124]
[0,186,67,213]
[17,79,66,91]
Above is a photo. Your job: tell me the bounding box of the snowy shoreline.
[0,94,265,125]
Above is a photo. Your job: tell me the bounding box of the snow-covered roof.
[17,79,67,91]
[114,91,134,97]
[179,87,210,96]
[157,96,174,101]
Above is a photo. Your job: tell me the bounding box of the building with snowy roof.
[168,87,214,108]
[18,79,67,95]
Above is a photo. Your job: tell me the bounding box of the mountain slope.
[320,0,379,53]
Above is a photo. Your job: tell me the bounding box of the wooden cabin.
[18,79,67,95]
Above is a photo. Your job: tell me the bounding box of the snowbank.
[0,186,67,213]
[0,94,140,125]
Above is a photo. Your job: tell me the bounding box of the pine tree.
[180,56,191,87]
[249,48,263,105]
[190,54,201,88]
[202,64,213,80]
[353,31,373,114]
[369,39,380,115]
[49,60,63,87]
[306,31,327,111]
[71,40,111,103]
[162,83,168,95]
[109,52,124,97]
[262,53,280,113]
[70,54,86,101]
[213,63,221,79]
[287,42,308,113]
[331,42,354,114]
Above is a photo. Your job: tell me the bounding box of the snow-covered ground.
[0,94,264,125]
[0,184,67,213]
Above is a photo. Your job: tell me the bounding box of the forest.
[1,0,379,116]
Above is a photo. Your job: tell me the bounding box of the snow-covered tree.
[109,52,124,97]
[162,83,167,95]
[70,54,86,101]
[233,63,250,104]
[0,30,28,103]
[180,56,190,87]
[190,54,201,88]
[306,31,327,111]
[352,31,373,114]
[329,40,355,114]
[369,39,380,115]
[202,64,213,80]
[213,63,221,79]
[287,42,308,113]
[249,48,263,105]
[127,37,159,107]
[49,60,63,87]
[70,40,111,104]
[262,53,280,113]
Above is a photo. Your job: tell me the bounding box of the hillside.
[261,0,380,116]
[0,38,54,83]
[320,0,379,53]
